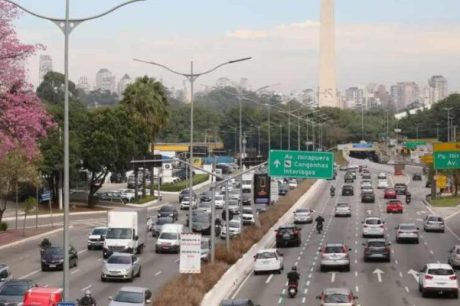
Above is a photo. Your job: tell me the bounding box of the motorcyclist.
[330,185,335,196]
[287,266,300,286]
[315,215,325,233]
[40,238,51,249]
[78,290,96,306]
[405,191,411,204]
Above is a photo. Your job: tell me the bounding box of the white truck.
[102,209,147,259]
[241,173,254,193]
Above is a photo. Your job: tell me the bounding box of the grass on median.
[131,195,157,204]
[158,174,209,192]
[431,195,460,207]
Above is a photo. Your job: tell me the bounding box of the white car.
[220,219,242,239]
[241,207,256,225]
[288,179,298,189]
[118,189,136,202]
[377,180,389,189]
[395,223,419,243]
[360,180,372,189]
[253,249,284,274]
[418,263,459,299]
[335,202,351,217]
[214,195,225,209]
[423,215,445,232]
[227,199,240,214]
[377,172,387,180]
[180,196,196,210]
[362,217,385,238]
[294,208,313,224]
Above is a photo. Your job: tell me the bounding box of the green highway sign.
[268,150,334,179]
[434,151,460,170]
[404,141,426,150]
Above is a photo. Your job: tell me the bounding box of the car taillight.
[384,247,390,252]
[379,224,384,228]
[363,224,368,228]
[398,231,403,234]
[425,275,433,280]
[450,275,457,280]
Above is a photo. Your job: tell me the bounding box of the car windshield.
[193,214,209,222]
[106,228,133,239]
[215,196,223,201]
[324,293,349,303]
[296,209,309,213]
[325,246,344,253]
[368,241,386,247]
[160,206,174,212]
[45,247,64,256]
[107,256,131,264]
[428,217,443,222]
[199,202,211,208]
[229,200,239,205]
[399,224,416,230]
[229,221,241,228]
[0,284,29,296]
[156,218,173,225]
[366,219,382,225]
[159,232,178,240]
[91,228,107,235]
[456,248,460,255]
[183,197,191,201]
[388,201,400,205]
[428,268,454,275]
[114,291,144,303]
[337,203,348,207]
[256,252,276,259]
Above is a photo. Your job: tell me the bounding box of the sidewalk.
[0,226,62,249]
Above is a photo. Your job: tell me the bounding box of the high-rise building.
[398,82,420,110]
[77,76,91,93]
[345,87,364,109]
[38,55,53,85]
[318,0,340,108]
[95,68,116,93]
[216,77,232,88]
[117,74,132,96]
[428,75,448,105]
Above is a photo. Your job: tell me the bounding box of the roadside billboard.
[179,233,201,274]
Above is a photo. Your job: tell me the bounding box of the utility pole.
[443,107,453,142]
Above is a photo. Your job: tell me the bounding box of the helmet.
[85,290,92,297]
[291,266,297,271]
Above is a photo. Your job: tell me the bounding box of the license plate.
[437,282,446,285]
[49,264,56,268]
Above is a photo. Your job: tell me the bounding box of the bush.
[153,179,315,306]
[160,174,209,192]
[132,195,156,204]
[0,222,8,231]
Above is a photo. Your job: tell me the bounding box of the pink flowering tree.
[0,2,54,224]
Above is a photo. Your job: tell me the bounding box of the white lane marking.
[278,297,283,304]
[81,284,92,291]
[355,286,359,292]
[77,249,87,255]
[97,258,102,262]
[430,250,434,255]
[265,274,273,284]
[395,260,399,265]
[308,273,312,279]
[354,259,358,264]
[355,272,358,278]
[302,297,306,303]
[155,271,162,276]
[331,272,336,283]
[373,269,384,282]
[71,269,80,274]
[399,272,403,278]
[230,268,252,299]
[445,209,460,220]
[405,286,410,293]
[408,269,420,282]
[306,281,310,287]
[295,261,299,266]
[19,269,40,279]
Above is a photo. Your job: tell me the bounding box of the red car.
[384,188,397,199]
[386,200,404,213]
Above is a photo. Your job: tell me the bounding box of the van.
[23,287,63,306]
[155,224,184,254]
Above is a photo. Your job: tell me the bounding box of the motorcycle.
[330,189,335,197]
[77,296,97,306]
[288,282,298,298]
[405,196,411,204]
[316,222,323,234]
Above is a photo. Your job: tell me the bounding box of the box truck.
[103,209,147,258]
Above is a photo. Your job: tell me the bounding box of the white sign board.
[179,233,201,274]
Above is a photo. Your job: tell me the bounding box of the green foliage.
[0,222,7,231]
[23,196,37,213]
[36,71,79,105]
[160,174,209,192]
[79,89,119,107]
[132,195,157,204]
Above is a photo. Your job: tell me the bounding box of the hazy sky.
[13,0,460,93]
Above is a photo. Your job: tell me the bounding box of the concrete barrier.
[201,179,327,306]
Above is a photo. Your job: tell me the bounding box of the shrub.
[152,179,315,306]
[160,174,209,192]
[0,222,8,231]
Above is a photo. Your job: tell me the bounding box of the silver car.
[448,245,460,269]
[109,286,152,306]
[294,208,313,224]
[335,202,351,217]
[101,253,141,282]
[320,243,351,272]
[395,223,419,243]
[423,215,445,232]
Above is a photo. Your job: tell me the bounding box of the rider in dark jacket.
[287,266,300,285]
[79,290,96,306]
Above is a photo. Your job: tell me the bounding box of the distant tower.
[318,0,340,108]
[38,55,53,85]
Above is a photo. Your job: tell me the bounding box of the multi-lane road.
[233,164,460,305]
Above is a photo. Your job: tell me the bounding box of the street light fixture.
[3,0,146,299]
[134,56,252,233]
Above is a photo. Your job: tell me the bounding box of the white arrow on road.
[408,269,420,282]
[331,272,336,283]
[366,210,372,215]
[373,269,384,283]
[273,160,281,168]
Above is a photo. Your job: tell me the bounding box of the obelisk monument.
[318,0,340,108]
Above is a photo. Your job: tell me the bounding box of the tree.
[78,89,120,108]
[81,107,149,207]
[120,76,169,141]
[22,196,37,236]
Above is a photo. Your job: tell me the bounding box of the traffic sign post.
[268,150,334,179]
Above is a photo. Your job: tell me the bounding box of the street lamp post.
[257,126,261,156]
[134,57,252,232]
[443,107,453,142]
[279,124,283,149]
[3,0,146,299]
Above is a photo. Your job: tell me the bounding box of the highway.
[0,183,214,303]
[233,164,460,306]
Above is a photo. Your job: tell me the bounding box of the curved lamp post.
[3,0,146,299]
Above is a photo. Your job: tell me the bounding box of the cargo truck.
[103,209,147,259]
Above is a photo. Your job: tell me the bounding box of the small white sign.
[180,233,201,274]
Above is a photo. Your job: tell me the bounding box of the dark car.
[199,191,212,202]
[412,173,422,181]
[361,191,375,203]
[152,217,174,237]
[394,183,408,195]
[179,189,197,203]
[41,246,78,271]
[275,224,301,248]
[342,185,354,196]
[344,174,354,183]
[190,211,221,236]
[426,180,432,188]
[278,184,289,196]
[241,193,251,205]
[363,239,391,262]
[0,279,37,305]
[220,299,259,306]
[158,205,179,221]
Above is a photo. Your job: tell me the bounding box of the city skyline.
[16,0,460,94]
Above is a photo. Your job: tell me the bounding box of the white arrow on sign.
[273,160,281,168]
[408,269,420,282]
[373,269,384,283]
